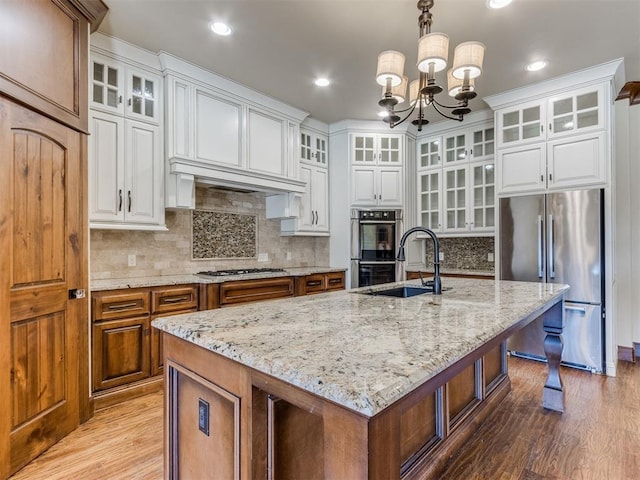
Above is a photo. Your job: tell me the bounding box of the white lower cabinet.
[351,166,402,207]
[89,111,164,229]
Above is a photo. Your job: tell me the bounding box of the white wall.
[615,100,640,350]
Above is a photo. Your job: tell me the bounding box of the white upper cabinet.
[350,133,403,207]
[247,107,286,176]
[486,59,622,197]
[416,115,495,235]
[90,52,161,125]
[88,38,165,230]
[301,130,328,167]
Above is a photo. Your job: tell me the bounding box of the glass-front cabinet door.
[497,100,545,148]
[444,133,467,164]
[418,170,442,232]
[352,134,376,163]
[91,54,124,115]
[470,161,495,232]
[547,85,603,139]
[443,165,467,232]
[418,137,441,168]
[378,135,402,163]
[470,127,494,162]
[126,67,161,124]
[315,136,327,166]
[301,131,313,162]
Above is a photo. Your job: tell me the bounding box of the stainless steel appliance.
[500,189,605,373]
[351,210,403,287]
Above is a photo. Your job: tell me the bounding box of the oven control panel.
[359,210,396,221]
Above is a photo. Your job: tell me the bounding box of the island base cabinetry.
[163,334,509,480]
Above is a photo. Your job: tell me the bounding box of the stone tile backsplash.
[424,236,495,272]
[90,187,330,280]
[192,210,257,259]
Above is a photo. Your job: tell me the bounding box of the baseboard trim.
[634,342,640,360]
[93,376,164,410]
[618,345,636,363]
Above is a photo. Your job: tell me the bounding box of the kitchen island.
[153,278,568,479]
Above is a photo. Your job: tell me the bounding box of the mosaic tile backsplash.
[90,187,330,280]
[192,210,257,259]
[423,236,495,272]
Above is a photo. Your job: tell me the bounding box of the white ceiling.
[98,0,640,125]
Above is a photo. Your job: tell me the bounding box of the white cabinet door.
[547,85,604,139]
[125,66,161,124]
[497,143,546,195]
[312,168,329,232]
[443,165,468,232]
[378,135,402,164]
[88,112,125,222]
[195,88,242,167]
[352,134,377,163]
[247,108,285,176]
[418,137,441,169]
[298,165,314,230]
[470,161,495,232]
[443,132,468,165]
[90,54,125,116]
[469,126,495,162]
[547,131,606,190]
[378,167,403,206]
[166,77,192,160]
[418,169,442,232]
[351,167,376,205]
[497,100,546,148]
[125,120,163,225]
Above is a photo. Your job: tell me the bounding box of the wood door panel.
[220,277,294,306]
[447,363,478,427]
[400,393,437,464]
[11,313,66,428]
[1,97,86,475]
[12,131,66,286]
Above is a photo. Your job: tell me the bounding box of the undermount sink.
[363,285,434,298]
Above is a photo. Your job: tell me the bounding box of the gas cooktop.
[197,268,286,277]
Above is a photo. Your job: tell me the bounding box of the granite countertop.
[152,278,568,417]
[90,267,347,291]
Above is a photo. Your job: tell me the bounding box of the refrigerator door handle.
[548,214,555,279]
[537,215,544,278]
[565,305,586,314]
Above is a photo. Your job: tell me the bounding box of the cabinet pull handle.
[118,189,123,212]
[163,296,189,303]
[549,123,553,132]
[108,302,138,310]
[307,280,322,287]
[540,124,544,133]
[128,98,132,106]
[118,95,123,104]
[128,190,132,212]
[328,278,342,285]
[549,173,553,181]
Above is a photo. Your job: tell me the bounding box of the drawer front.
[92,290,150,321]
[220,277,294,306]
[305,274,326,294]
[325,272,345,291]
[151,285,198,314]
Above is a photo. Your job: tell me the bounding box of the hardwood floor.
[8,358,640,480]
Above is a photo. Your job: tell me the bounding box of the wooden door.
[0,97,87,476]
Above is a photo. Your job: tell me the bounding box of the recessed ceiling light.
[487,0,513,8]
[210,22,232,36]
[526,60,547,72]
[314,78,330,87]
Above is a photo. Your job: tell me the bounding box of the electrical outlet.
[488,252,494,262]
[438,252,444,262]
[258,253,268,262]
[198,398,210,436]
[286,252,292,261]
[127,254,136,267]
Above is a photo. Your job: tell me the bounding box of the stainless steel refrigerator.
[500,189,604,373]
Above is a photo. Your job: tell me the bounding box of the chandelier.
[376,0,485,131]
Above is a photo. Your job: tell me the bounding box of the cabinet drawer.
[304,274,326,294]
[220,277,294,306]
[151,285,198,314]
[325,272,345,291]
[92,290,150,321]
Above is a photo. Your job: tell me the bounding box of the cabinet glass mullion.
[354,135,376,162]
[471,162,495,229]
[301,132,312,161]
[419,139,440,168]
[444,166,467,230]
[379,136,400,163]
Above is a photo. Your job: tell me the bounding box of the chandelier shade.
[417,33,449,73]
[409,79,428,107]
[452,41,486,79]
[447,68,475,97]
[383,75,408,103]
[376,51,406,87]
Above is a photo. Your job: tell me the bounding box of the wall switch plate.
[127,254,136,267]
[286,252,292,260]
[438,252,444,261]
[488,252,494,262]
[198,398,210,436]
[258,253,268,262]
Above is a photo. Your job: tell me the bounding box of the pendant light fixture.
[376,0,486,131]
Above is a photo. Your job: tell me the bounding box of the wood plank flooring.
[8,358,640,480]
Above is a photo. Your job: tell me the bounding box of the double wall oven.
[350,209,403,288]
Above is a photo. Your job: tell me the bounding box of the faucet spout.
[397,226,442,295]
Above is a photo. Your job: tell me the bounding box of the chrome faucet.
[397,227,442,295]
